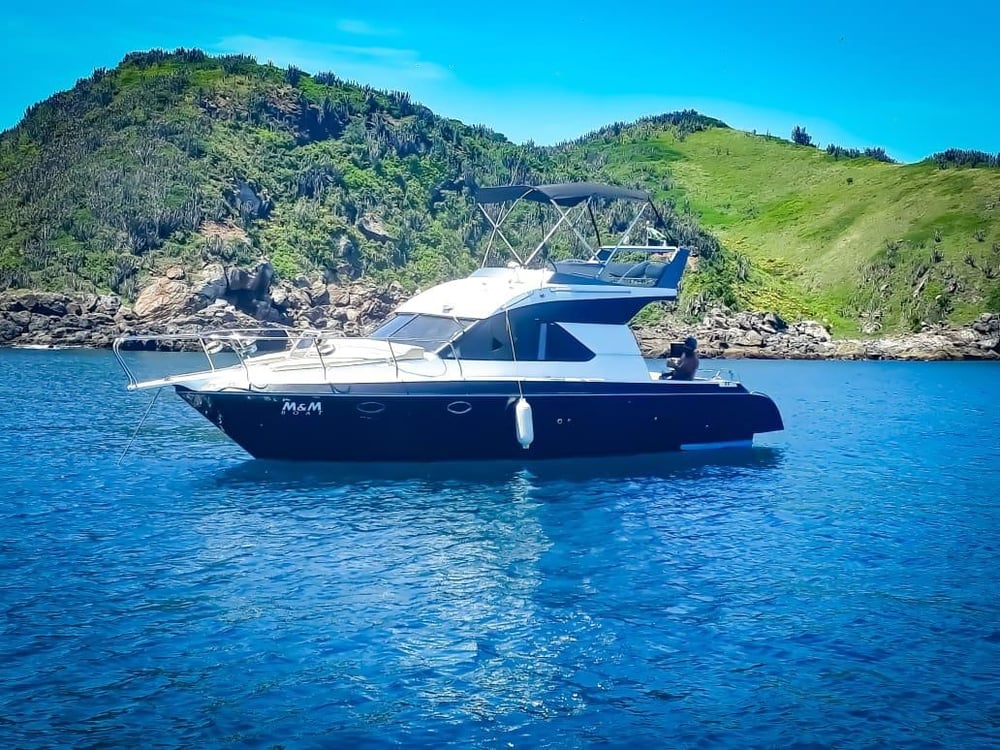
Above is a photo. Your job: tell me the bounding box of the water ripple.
[0,352,997,747]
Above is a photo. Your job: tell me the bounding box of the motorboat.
[114,182,783,461]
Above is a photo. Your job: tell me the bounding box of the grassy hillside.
[574,125,1000,333]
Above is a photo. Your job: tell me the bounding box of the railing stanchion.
[112,337,137,390]
[312,334,329,382]
[199,336,217,372]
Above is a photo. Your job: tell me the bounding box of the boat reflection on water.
[187,445,786,740]
[208,446,784,496]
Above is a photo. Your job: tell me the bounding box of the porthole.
[447,401,472,415]
[357,401,386,415]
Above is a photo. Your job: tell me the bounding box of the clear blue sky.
[3,0,998,163]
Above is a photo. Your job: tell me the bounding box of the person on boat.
[663,336,699,380]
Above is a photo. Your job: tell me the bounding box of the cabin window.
[370,314,474,351]
[369,313,415,339]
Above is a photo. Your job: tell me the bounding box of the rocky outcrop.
[1,273,998,361]
[132,277,193,319]
[195,263,229,301]
[0,292,123,348]
[635,309,1000,361]
[357,214,397,243]
[0,260,407,350]
[112,276,405,351]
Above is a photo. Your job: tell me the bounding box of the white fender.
[514,397,534,449]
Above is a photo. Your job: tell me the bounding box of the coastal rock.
[633,308,1000,362]
[95,295,121,315]
[226,267,253,291]
[10,292,71,317]
[7,310,31,328]
[0,318,23,341]
[221,260,274,296]
[133,277,192,319]
[308,283,331,307]
[195,263,228,301]
[253,299,285,324]
[269,283,289,309]
[876,333,956,360]
[269,280,311,311]
[833,340,868,360]
[763,311,787,331]
[730,330,764,347]
[252,261,274,294]
[797,320,832,342]
[28,313,55,332]
[1,281,997,362]
[78,294,98,314]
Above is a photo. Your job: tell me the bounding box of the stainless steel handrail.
[112,327,472,388]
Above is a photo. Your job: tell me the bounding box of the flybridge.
[474,182,688,290]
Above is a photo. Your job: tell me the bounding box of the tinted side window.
[451,316,593,362]
[543,323,594,361]
[449,316,513,360]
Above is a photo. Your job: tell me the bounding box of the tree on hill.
[791,125,813,146]
[825,144,896,163]
[929,149,1000,169]
[565,110,728,146]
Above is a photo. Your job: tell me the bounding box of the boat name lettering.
[281,399,322,416]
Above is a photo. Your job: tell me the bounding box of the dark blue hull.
[176,381,783,462]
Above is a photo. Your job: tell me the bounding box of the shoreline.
[635,309,1000,362]
[2,286,998,362]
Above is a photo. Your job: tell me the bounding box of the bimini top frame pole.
[474,182,666,268]
[477,196,528,266]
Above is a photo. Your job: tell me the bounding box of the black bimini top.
[476,182,650,207]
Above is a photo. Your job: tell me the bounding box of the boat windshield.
[369,314,475,351]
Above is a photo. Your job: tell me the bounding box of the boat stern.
[749,391,784,434]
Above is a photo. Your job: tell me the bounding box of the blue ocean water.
[0,350,997,748]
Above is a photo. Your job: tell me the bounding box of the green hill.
[0,50,720,306]
[568,123,1000,333]
[1,48,998,336]
[0,49,571,296]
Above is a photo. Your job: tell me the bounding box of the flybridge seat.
[552,245,688,289]
[605,260,667,282]
[553,259,667,285]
